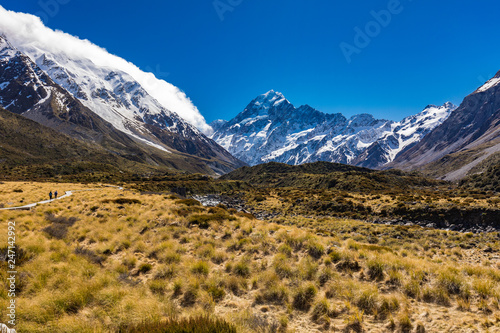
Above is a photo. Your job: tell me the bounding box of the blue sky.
[3,0,500,123]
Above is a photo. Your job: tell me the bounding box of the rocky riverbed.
[192,194,500,234]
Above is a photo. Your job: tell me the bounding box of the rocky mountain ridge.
[211,90,455,168]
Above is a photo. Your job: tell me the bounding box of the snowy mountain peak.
[348,113,379,127]
[442,101,458,109]
[476,71,500,93]
[423,102,457,112]
[212,92,455,168]
[254,90,288,108]
[209,119,228,132]
[0,34,16,57]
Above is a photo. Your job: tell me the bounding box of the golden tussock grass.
[0,181,499,332]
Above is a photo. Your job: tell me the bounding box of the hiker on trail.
[55,191,58,199]
[49,191,53,200]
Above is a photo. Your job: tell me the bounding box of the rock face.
[0,34,244,174]
[389,71,500,180]
[211,90,455,168]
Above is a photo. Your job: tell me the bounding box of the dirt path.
[0,185,124,211]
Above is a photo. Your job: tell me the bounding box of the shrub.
[311,298,333,322]
[149,280,167,295]
[255,284,289,305]
[205,284,225,302]
[278,244,292,257]
[437,269,464,295]
[176,198,201,206]
[211,251,227,264]
[181,286,199,307]
[307,239,325,259]
[45,213,78,225]
[0,246,31,266]
[366,258,384,280]
[43,213,78,239]
[273,254,296,278]
[188,214,212,229]
[377,295,400,319]
[74,246,105,265]
[188,212,236,229]
[191,261,209,276]
[398,312,413,333]
[233,261,251,278]
[328,249,342,263]
[292,283,318,311]
[138,263,153,274]
[102,198,141,205]
[344,308,364,333]
[226,276,246,295]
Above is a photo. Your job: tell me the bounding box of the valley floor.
[0,182,499,332]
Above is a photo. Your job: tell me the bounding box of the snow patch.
[477,77,500,93]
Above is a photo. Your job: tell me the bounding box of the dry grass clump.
[121,315,237,333]
[0,182,499,332]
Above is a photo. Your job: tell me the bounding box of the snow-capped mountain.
[0,6,210,133]
[1,32,211,153]
[211,90,455,168]
[390,70,500,180]
[354,103,457,168]
[23,48,209,150]
[0,34,147,153]
[0,31,243,174]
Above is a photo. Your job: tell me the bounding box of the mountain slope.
[0,35,243,175]
[389,71,500,180]
[211,91,454,168]
[0,105,160,180]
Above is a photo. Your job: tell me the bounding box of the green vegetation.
[461,155,500,192]
[221,161,444,192]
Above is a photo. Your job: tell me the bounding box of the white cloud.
[0,5,213,134]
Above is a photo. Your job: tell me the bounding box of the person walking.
[55,191,58,199]
[49,191,53,200]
